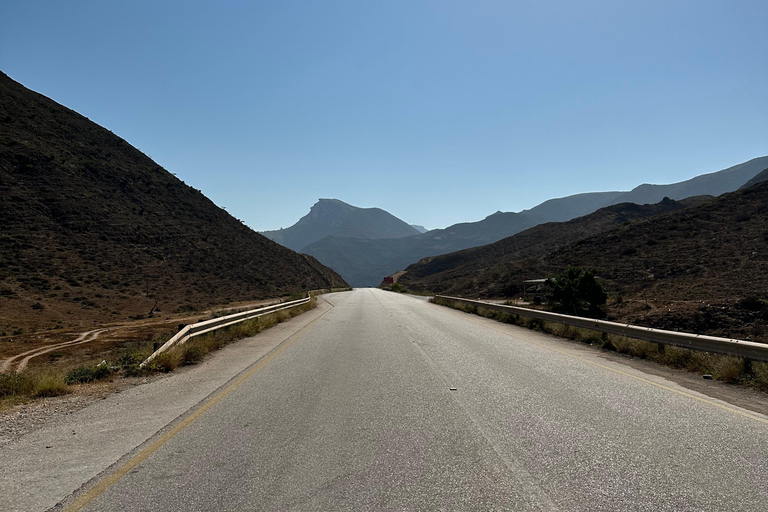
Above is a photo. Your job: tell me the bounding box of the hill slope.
[261,198,420,252]
[0,71,346,333]
[522,191,624,223]
[741,168,768,189]
[402,183,768,340]
[299,157,766,287]
[302,210,544,286]
[399,196,709,294]
[605,157,768,207]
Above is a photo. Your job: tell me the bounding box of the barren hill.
[399,196,709,294]
[401,183,768,340]
[0,71,346,334]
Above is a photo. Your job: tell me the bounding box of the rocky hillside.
[0,71,347,334]
[296,158,766,287]
[262,198,421,252]
[400,183,768,341]
[399,196,710,294]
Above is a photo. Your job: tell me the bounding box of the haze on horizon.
[1,0,765,231]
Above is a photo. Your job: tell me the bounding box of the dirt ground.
[0,297,283,375]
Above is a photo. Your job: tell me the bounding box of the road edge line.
[60,304,331,511]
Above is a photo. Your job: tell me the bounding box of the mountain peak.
[262,199,421,252]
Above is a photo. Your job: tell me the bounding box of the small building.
[523,279,547,297]
[382,276,394,285]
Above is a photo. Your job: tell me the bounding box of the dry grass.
[433,297,768,392]
[0,369,70,411]
[0,299,316,410]
[159,299,315,368]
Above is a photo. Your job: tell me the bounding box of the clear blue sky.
[2,1,766,230]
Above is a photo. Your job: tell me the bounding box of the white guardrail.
[435,295,768,363]
[141,296,311,367]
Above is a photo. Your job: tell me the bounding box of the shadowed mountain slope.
[261,198,420,252]
[302,210,544,286]
[399,196,710,293]
[0,71,346,333]
[741,168,768,189]
[522,191,624,223]
[299,158,766,287]
[401,183,768,340]
[605,157,768,207]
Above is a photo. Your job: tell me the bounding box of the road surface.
[13,289,768,510]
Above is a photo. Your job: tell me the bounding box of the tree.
[546,267,607,318]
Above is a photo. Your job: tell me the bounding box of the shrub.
[65,366,97,384]
[147,351,181,373]
[546,267,607,318]
[32,374,69,398]
[181,345,204,366]
[0,372,35,397]
[65,363,116,384]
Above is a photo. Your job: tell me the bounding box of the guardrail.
[435,295,768,363]
[141,296,311,367]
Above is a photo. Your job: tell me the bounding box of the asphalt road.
[70,288,767,511]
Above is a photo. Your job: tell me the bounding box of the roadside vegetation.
[383,283,406,293]
[432,296,768,393]
[546,267,607,318]
[0,298,316,411]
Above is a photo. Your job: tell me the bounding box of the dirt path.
[0,298,287,376]
[0,329,110,373]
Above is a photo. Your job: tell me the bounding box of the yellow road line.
[441,306,768,425]
[63,307,329,512]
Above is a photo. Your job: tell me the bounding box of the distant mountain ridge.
[302,210,544,286]
[399,196,711,295]
[399,181,768,340]
[297,157,767,286]
[604,157,768,207]
[0,71,346,332]
[741,168,768,189]
[522,191,624,223]
[261,198,421,252]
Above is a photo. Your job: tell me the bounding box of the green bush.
[65,363,116,384]
[546,267,607,318]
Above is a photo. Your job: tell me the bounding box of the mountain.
[514,158,768,224]
[398,196,710,295]
[304,157,766,287]
[741,168,768,189]
[302,210,544,286]
[0,71,347,333]
[401,182,768,340]
[522,191,624,223]
[261,198,421,252]
[410,224,428,233]
[604,157,768,207]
